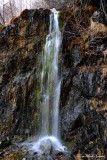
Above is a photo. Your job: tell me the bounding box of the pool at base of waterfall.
[20,136,67,155]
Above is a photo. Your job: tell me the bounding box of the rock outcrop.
[0,9,51,142]
[60,3,107,159]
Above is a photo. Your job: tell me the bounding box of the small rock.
[0,137,11,149]
[40,139,52,155]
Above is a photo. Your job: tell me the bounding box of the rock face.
[0,9,51,141]
[0,1,107,159]
[60,3,107,158]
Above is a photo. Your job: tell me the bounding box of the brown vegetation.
[10,16,19,24]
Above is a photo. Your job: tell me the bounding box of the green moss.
[26,22,32,34]
[35,83,40,101]
[58,10,73,30]
[66,137,77,149]
[1,150,28,160]
[58,11,65,30]
[32,111,39,133]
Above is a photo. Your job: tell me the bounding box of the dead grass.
[90,98,107,111]
[102,64,107,79]
[103,49,107,62]
[90,18,107,35]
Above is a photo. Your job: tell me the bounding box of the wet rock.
[63,45,82,68]
[71,45,82,67]
[0,137,11,149]
[40,139,52,155]
[52,151,69,160]
[100,76,107,101]
[72,69,101,98]
[46,155,53,160]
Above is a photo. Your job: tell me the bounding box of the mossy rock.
[58,9,74,30]
[1,150,27,160]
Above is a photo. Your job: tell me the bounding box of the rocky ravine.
[0,1,107,160]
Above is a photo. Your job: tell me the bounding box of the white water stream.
[40,8,61,138]
[33,8,65,152]
[21,9,65,153]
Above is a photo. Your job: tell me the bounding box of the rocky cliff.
[60,4,107,158]
[0,1,107,160]
[0,8,51,141]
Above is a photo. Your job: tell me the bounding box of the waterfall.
[40,8,61,138]
[22,9,65,153]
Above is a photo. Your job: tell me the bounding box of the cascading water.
[32,8,65,152]
[21,9,65,153]
[33,8,65,152]
[40,8,61,138]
